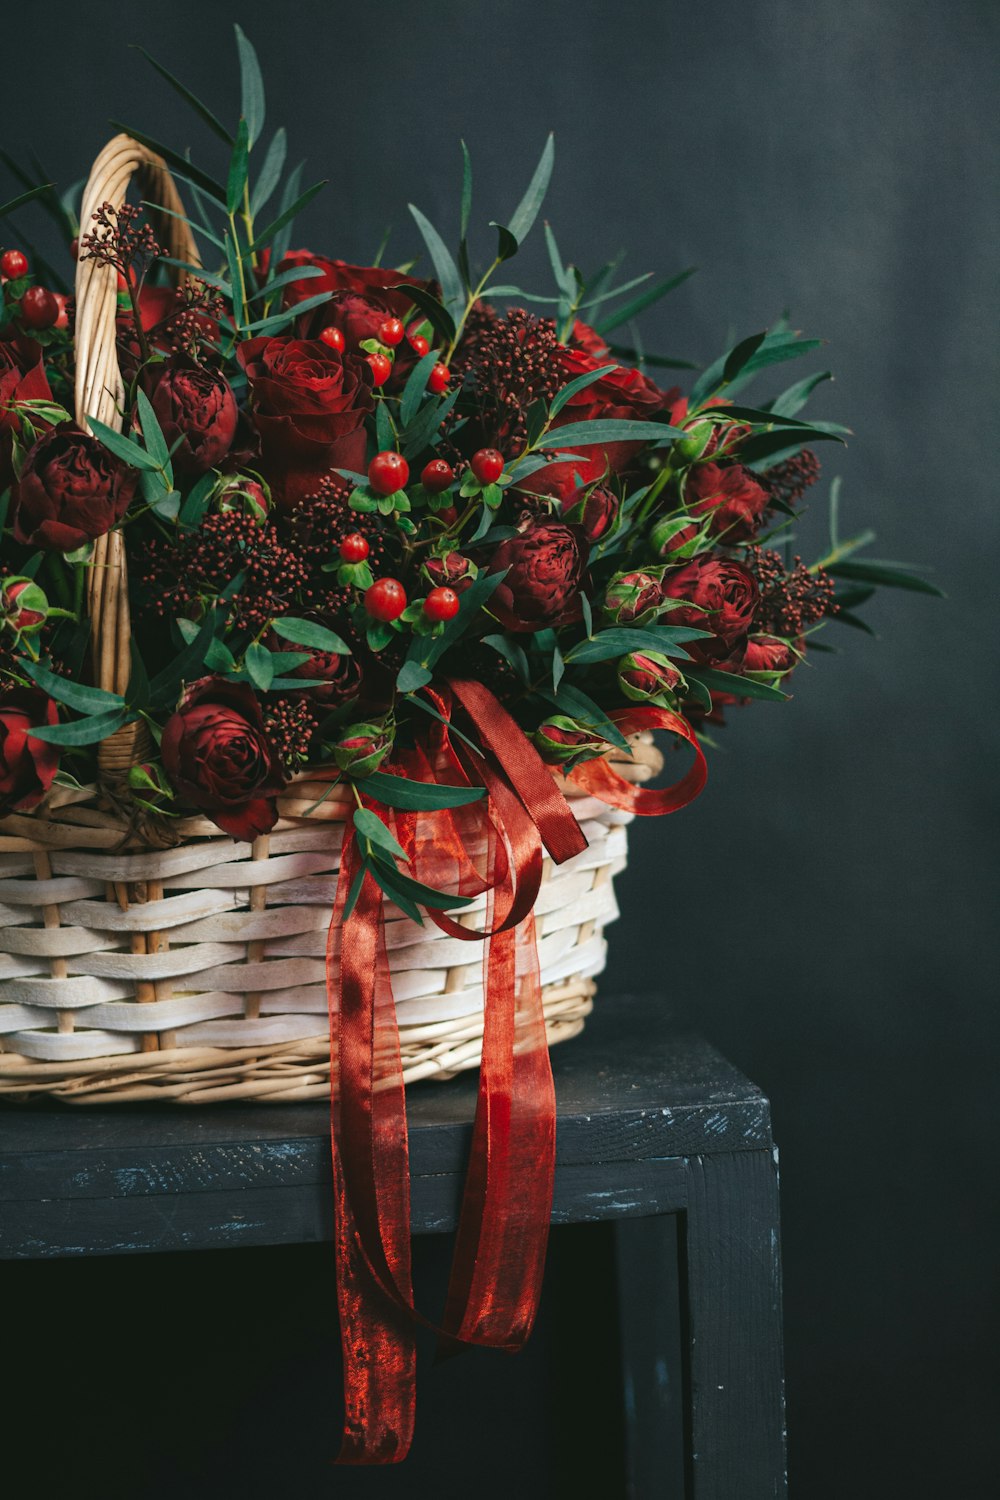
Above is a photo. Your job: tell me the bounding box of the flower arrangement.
[0,30,939,1465]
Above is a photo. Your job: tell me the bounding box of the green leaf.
[393,283,456,344]
[690,331,823,408]
[126,640,151,708]
[227,117,251,216]
[178,471,218,529]
[247,178,328,257]
[723,331,768,386]
[0,183,55,221]
[538,682,630,752]
[490,222,519,261]
[29,707,132,746]
[245,641,274,692]
[592,266,697,336]
[22,660,124,715]
[241,290,333,335]
[133,47,233,144]
[271,617,351,653]
[149,611,219,708]
[482,632,530,685]
[400,349,441,426]
[459,139,473,241]
[508,134,554,245]
[234,24,266,147]
[407,203,464,317]
[142,200,226,252]
[396,660,433,693]
[685,667,789,702]
[542,418,684,448]
[133,388,171,474]
[109,122,226,203]
[768,370,833,419]
[549,363,618,419]
[87,417,161,472]
[250,127,288,216]
[552,643,565,692]
[354,807,409,863]
[246,262,323,303]
[421,567,508,669]
[567,625,711,666]
[363,771,486,811]
[372,856,476,914]
[400,385,461,461]
[159,257,231,293]
[738,426,845,464]
[826,560,946,596]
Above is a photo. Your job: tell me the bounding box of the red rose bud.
[662,557,760,649]
[685,462,769,540]
[650,515,701,558]
[488,522,587,633]
[11,422,137,551]
[604,568,665,624]
[161,678,286,840]
[421,551,476,594]
[742,634,799,675]
[333,721,394,777]
[562,482,619,542]
[127,761,173,799]
[0,689,59,812]
[533,716,607,769]
[216,475,269,523]
[148,359,238,477]
[617,651,684,704]
[1,577,49,633]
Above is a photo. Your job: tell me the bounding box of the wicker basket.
[0,138,656,1105]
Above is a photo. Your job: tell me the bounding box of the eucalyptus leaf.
[226,117,251,216]
[247,177,327,257]
[134,47,233,143]
[29,707,132,746]
[592,266,697,336]
[401,349,442,426]
[250,127,288,216]
[271,617,351,653]
[234,24,266,146]
[363,771,485,810]
[22,660,124,715]
[685,667,789,702]
[87,417,161,472]
[507,134,554,244]
[408,203,463,316]
[354,807,409,863]
[109,122,226,203]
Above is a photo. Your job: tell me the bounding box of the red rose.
[237,336,373,510]
[685,462,769,540]
[533,348,678,501]
[421,551,476,594]
[562,481,619,541]
[12,422,137,551]
[278,254,430,342]
[617,651,683,702]
[570,320,612,359]
[662,557,760,653]
[743,635,798,674]
[161,678,286,839]
[0,348,52,490]
[488,522,588,633]
[0,690,59,812]
[147,358,238,476]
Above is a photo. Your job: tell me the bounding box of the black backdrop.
[3,2,998,1496]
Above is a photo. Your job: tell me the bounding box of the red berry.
[421,458,454,494]
[70,238,79,262]
[320,326,345,352]
[368,451,410,495]
[367,351,392,386]
[428,362,450,394]
[19,286,58,330]
[379,317,405,347]
[339,532,370,563]
[423,586,460,622]
[1,249,28,280]
[470,448,504,485]
[408,330,430,358]
[365,577,407,622]
[436,506,459,525]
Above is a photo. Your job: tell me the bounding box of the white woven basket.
[0,137,656,1105]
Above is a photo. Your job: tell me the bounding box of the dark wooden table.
[0,992,786,1499]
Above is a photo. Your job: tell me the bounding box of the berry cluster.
[764,449,822,508]
[748,547,838,637]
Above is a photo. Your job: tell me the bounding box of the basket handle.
[74,135,201,782]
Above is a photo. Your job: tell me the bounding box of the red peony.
[147,358,238,476]
[238,336,373,509]
[662,557,760,653]
[685,462,770,540]
[0,348,53,490]
[12,422,137,551]
[487,522,588,633]
[0,690,59,812]
[161,678,286,839]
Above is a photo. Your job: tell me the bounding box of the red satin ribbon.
[326,685,707,1464]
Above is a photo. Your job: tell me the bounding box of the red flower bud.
[332,721,394,777]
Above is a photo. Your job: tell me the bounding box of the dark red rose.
[265,622,362,707]
[570,320,612,359]
[0,689,59,812]
[488,522,588,633]
[12,422,137,551]
[0,348,52,490]
[421,551,476,594]
[147,358,238,476]
[532,347,678,501]
[562,481,619,541]
[685,462,769,540]
[743,635,798,674]
[662,557,760,651]
[161,678,286,839]
[278,253,429,324]
[237,336,374,510]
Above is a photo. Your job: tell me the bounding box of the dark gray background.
[4,2,997,1495]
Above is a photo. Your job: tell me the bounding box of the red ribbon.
[326,685,706,1463]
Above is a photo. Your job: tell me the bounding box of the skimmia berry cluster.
[0,28,938,874]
